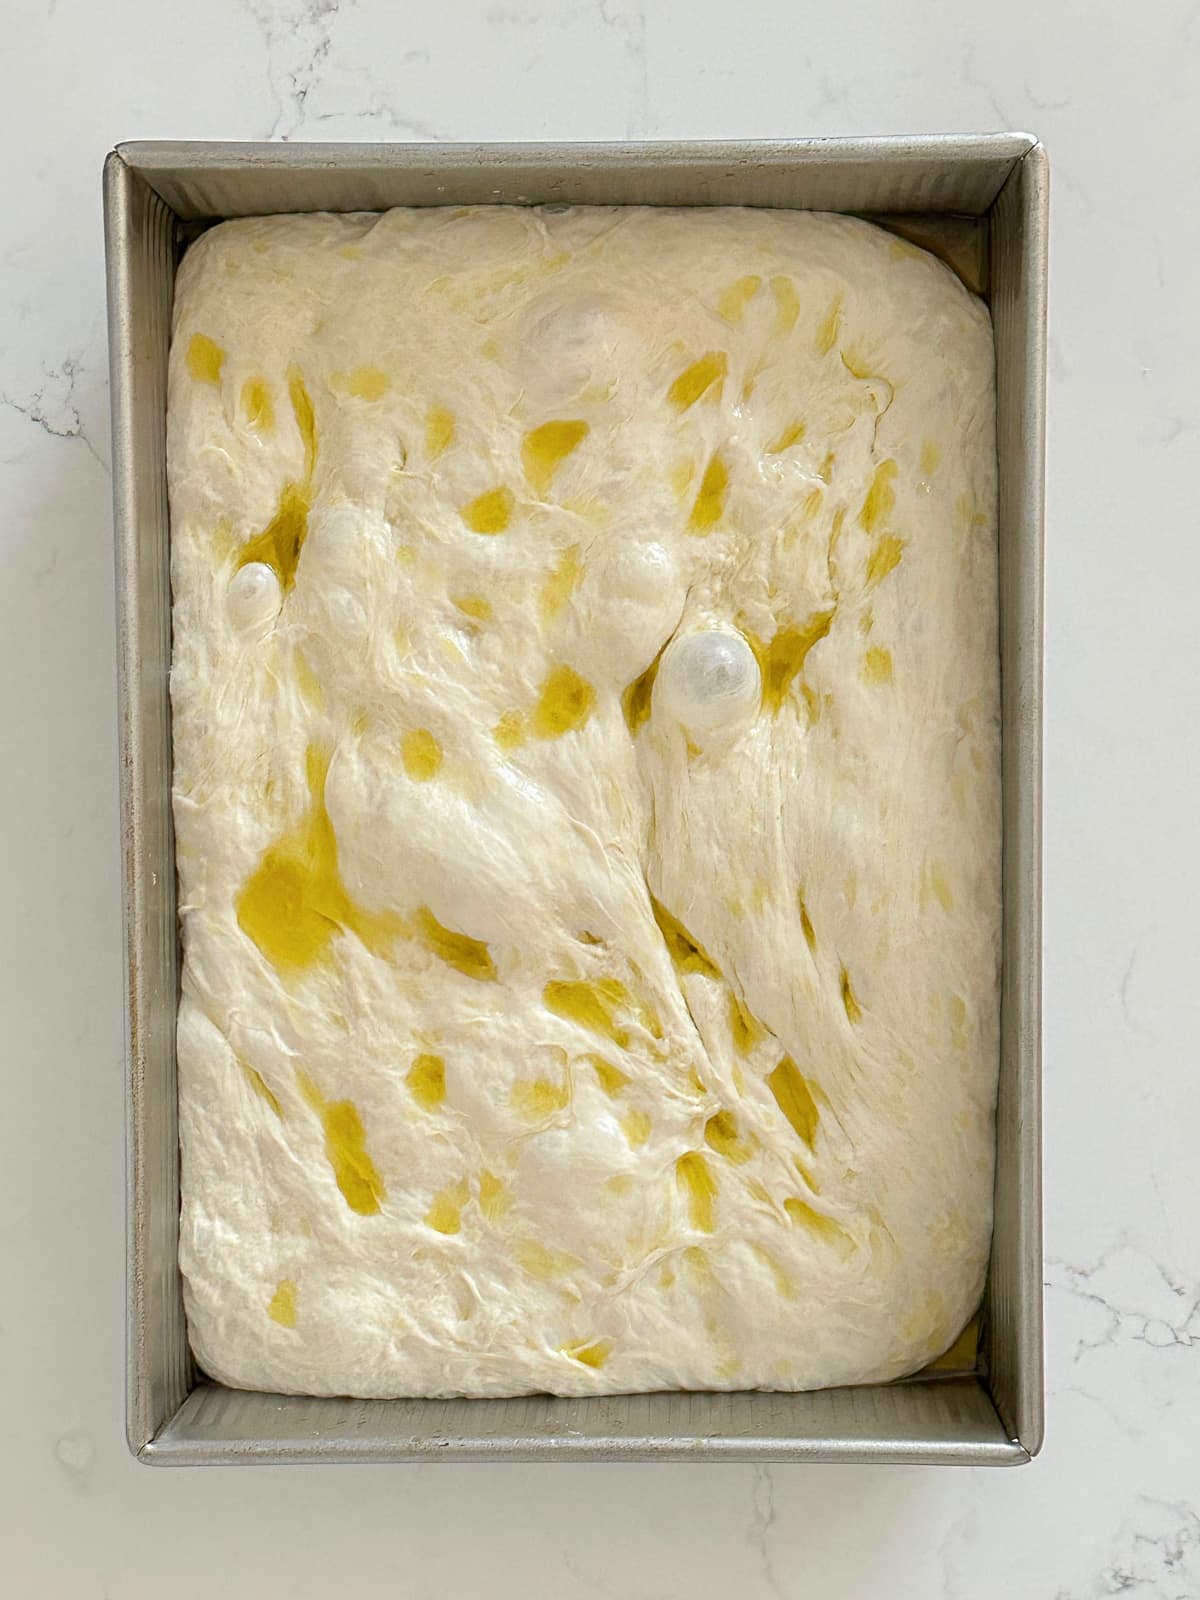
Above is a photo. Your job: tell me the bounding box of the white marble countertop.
[3,0,1197,1594]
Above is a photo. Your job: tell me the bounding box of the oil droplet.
[237,486,309,591]
[425,1179,470,1235]
[415,906,497,982]
[687,454,729,533]
[186,332,225,385]
[242,1061,283,1119]
[668,457,695,499]
[297,1071,387,1215]
[862,646,893,684]
[267,1279,297,1327]
[765,419,806,455]
[241,377,275,432]
[793,1158,821,1195]
[510,1077,571,1120]
[649,893,721,980]
[516,1238,582,1279]
[667,351,727,411]
[426,404,456,458]
[356,365,393,400]
[797,893,817,953]
[530,664,595,739]
[841,968,863,1024]
[621,1109,652,1147]
[676,1152,718,1231]
[538,544,584,624]
[745,609,836,714]
[841,348,887,383]
[406,1053,446,1110]
[236,746,404,976]
[927,863,954,912]
[453,594,493,623]
[784,1198,853,1249]
[293,648,325,712]
[586,1054,630,1096]
[770,274,800,334]
[704,1109,752,1164]
[462,485,515,534]
[866,536,905,586]
[754,1246,795,1301]
[289,370,317,479]
[949,994,968,1050]
[562,1339,612,1369]
[401,728,444,781]
[621,648,665,736]
[716,274,761,323]
[767,1056,820,1149]
[860,459,898,534]
[544,977,661,1048]
[479,1169,510,1222]
[927,1316,979,1373]
[493,710,526,750]
[815,293,843,356]
[522,419,589,496]
[236,373,318,590]
[728,991,767,1056]
[956,493,989,530]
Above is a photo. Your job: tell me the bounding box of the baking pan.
[105,136,1046,1466]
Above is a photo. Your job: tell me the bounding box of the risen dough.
[168,205,1000,1399]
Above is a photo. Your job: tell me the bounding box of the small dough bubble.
[227,561,282,630]
[656,627,761,731]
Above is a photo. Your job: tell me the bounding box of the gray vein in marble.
[0,354,108,474]
[1055,1496,1200,1599]
[1119,939,1158,1040]
[243,0,354,140]
[594,0,650,138]
[304,56,446,141]
[1048,1246,1200,1363]
[1057,1381,1142,1439]
[1023,83,1072,112]
[962,48,1015,127]
[560,1548,675,1600]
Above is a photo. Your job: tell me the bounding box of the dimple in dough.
[168,204,1000,1399]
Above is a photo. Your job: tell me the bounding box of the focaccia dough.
[168,205,1000,1398]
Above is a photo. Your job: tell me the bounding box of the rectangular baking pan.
[106,135,1046,1466]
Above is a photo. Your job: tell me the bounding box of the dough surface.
[168,205,1000,1399]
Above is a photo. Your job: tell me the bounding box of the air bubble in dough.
[227,561,282,630]
[656,627,761,730]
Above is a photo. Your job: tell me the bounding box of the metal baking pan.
[105,135,1046,1466]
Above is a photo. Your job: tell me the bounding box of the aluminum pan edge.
[141,1379,1028,1467]
[113,134,1038,221]
[106,135,1045,1465]
[106,150,190,1454]
[986,139,1048,1456]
